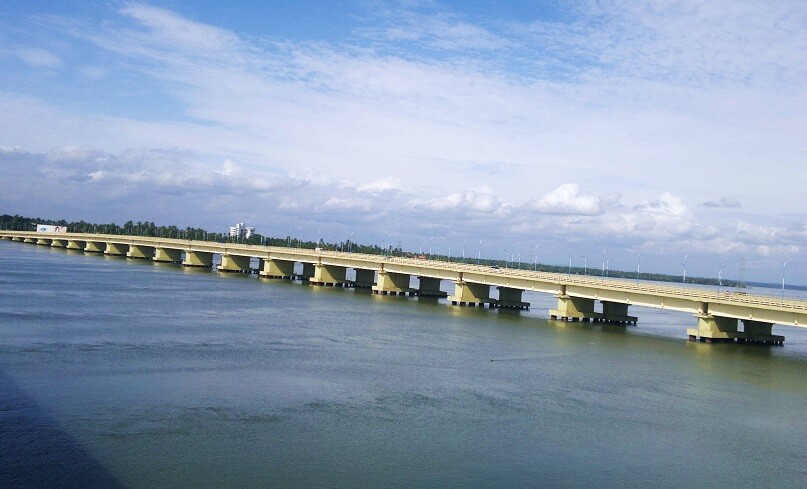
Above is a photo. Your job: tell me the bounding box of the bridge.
[3,230,805,345]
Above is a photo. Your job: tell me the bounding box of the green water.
[2,241,807,488]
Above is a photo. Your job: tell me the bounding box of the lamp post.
[478,239,482,265]
[533,243,540,271]
[782,261,788,299]
[718,264,725,293]
[601,248,607,279]
[636,253,641,283]
[581,255,587,275]
[503,249,509,268]
[681,254,687,284]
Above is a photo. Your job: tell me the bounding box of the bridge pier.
[153,247,182,263]
[687,314,740,343]
[50,239,68,248]
[260,259,295,279]
[448,281,496,307]
[218,254,251,273]
[372,271,413,296]
[601,301,638,325]
[84,241,106,253]
[494,287,529,309]
[66,240,86,250]
[300,263,315,281]
[127,245,155,259]
[310,264,347,286]
[353,268,376,288]
[417,277,447,297]
[550,295,601,322]
[104,242,129,256]
[37,238,51,246]
[739,320,784,345]
[183,251,213,268]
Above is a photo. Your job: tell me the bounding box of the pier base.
[417,277,447,297]
[601,301,638,325]
[259,259,295,279]
[550,295,601,322]
[494,287,530,310]
[353,268,376,288]
[84,241,105,253]
[218,254,251,273]
[448,281,496,307]
[153,247,182,263]
[310,264,347,286]
[104,242,129,256]
[183,251,213,268]
[687,314,740,343]
[372,271,413,296]
[738,320,784,345]
[127,244,155,259]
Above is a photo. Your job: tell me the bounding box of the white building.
[229,223,255,239]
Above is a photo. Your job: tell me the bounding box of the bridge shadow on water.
[0,370,124,489]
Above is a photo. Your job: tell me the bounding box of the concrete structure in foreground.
[4,231,803,346]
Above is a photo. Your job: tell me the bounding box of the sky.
[0,0,805,284]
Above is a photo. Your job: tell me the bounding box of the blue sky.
[1,1,805,284]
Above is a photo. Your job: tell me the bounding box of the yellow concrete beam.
[66,240,85,250]
[50,239,68,248]
[84,241,106,253]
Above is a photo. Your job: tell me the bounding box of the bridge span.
[4,231,805,345]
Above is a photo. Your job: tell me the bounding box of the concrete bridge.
[4,231,805,346]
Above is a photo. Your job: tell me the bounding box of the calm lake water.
[2,240,807,488]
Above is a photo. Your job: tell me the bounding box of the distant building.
[229,223,255,239]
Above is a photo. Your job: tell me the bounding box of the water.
[2,241,807,488]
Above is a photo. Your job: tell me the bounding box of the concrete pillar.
[127,245,155,259]
[310,264,347,286]
[448,281,495,307]
[301,262,315,281]
[260,259,295,279]
[183,251,213,268]
[601,301,638,325]
[218,254,251,273]
[36,238,51,246]
[739,320,784,345]
[23,237,37,243]
[496,287,530,310]
[50,239,68,248]
[153,247,182,263]
[353,268,376,288]
[13,237,25,242]
[104,242,129,256]
[66,240,86,250]
[687,314,740,343]
[372,271,412,296]
[417,277,447,297]
[549,295,600,322]
[84,241,106,253]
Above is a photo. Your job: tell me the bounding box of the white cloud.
[526,184,602,215]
